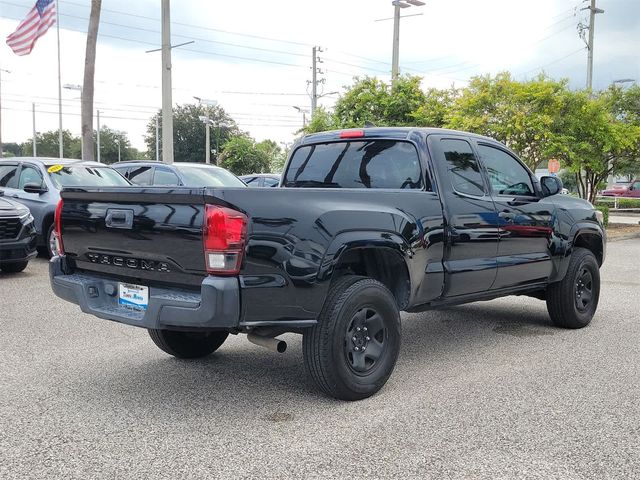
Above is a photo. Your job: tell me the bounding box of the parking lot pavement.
[1,241,639,480]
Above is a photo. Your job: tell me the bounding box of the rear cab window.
[284,140,424,190]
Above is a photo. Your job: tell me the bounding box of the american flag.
[6,0,57,56]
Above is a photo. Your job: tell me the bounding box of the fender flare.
[551,222,605,282]
[317,230,412,284]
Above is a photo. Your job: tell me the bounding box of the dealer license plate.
[118,283,149,311]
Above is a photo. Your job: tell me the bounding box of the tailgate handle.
[105,209,134,229]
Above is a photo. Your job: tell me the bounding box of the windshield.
[178,166,246,188]
[48,166,130,189]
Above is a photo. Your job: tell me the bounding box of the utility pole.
[161,0,174,164]
[32,103,36,157]
[96,109,101,163]
[584,0,604,90]
[82,0,102,160]
[310,47,324,116]
[391,2,401,83]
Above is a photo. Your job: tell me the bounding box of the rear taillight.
[54,199,64,255]
[203,205,247,275]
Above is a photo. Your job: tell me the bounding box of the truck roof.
[301,127,497,145]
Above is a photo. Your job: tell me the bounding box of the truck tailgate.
[60,187,208,288]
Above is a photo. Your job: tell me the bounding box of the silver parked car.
[0,158,130,256]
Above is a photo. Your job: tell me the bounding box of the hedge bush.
[617,198,640,209]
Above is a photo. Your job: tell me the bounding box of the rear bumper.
[49,256,240,331]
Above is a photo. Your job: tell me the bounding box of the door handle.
[105,209,134,229]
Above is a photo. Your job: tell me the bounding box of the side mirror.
[23,182,47,194]
[540,176,563,197]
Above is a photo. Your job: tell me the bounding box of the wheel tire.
[38,224,56,258]
[1,261,29,273]
[303,276,401,401]
[546,247,600,329]
[148,329,229,359]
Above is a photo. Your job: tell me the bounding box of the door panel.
[474,142,554,288]
[428,135,499,297]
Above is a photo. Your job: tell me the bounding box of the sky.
[0,0,638,152]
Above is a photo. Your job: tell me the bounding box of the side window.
[477,144,535,196]
[18,165,44,189]
[244,177,261,187]
[127,166,153,186]
[632,181,640,190]
[0,164,19,188]
[263,177,280,187]
[440,139,485,196]
[113,167,129,180]
[153,168,180,186]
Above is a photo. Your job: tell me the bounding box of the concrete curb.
[608,232,640,242]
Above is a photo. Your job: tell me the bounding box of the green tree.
[447,73,569,172]
[145,103,239,163]
[256,139,286,173]
[304,106,337,134]
[332,75,427,128]
[411,87,459,127]
[1,143,22,157]
[219,136,271,175]
[21,130,80,158]
[555,90,640,202]
[94,126,134,164]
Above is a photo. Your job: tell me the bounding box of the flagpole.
[56,0,63,159]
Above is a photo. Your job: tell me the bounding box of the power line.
[56,0,313,48]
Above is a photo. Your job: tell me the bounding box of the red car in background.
[601,179,640,197]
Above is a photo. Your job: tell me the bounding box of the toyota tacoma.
[49,128,606,400]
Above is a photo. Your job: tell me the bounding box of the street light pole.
[155,115,160,161]
[63,84,84,158]
[96,109,101,163]
[205,122,211,164]
[391,0,425,84]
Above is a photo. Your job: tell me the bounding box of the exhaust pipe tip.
[247,333,287,353]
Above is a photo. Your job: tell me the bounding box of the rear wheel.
[148,329,229,359]
[546,247,600,329]
[0,261,28,273]
[303,276,401,401]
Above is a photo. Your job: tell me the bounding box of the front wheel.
[148,329,229,359]
[546,247,601,329]
[303,276,401,401]
[0,261,29,273]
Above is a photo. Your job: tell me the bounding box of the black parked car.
[0,192,37,273]
[239,174,281,187]
[113,161,246,188]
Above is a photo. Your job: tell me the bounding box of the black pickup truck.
[50,128,606,400]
